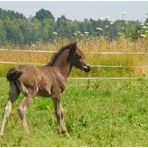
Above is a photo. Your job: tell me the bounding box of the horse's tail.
[6,68,22,81]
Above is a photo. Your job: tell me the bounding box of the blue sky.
[0,1,148,22]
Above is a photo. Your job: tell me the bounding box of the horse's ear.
[72,41,77,50]
[68,41,77,54]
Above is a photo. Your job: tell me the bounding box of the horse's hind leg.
[18,94,33,134]
[0,81,20,136]
[17,83,37,134]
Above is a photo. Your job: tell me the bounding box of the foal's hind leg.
[0,82,20,136]
[18,93,34,134]
[17,83,37,134]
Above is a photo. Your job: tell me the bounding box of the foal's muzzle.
[83,65,91,72]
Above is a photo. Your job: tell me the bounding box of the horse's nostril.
[87,65,91,71]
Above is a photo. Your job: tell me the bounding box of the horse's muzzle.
[83,65,91,72]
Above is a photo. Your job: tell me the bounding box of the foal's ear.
[69,41,77,53]
[72,41,77,49]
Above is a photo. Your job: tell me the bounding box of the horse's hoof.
[61,131,71,138]
[64,132,71,138]
[24,130,29,135]
[0,133,4,137]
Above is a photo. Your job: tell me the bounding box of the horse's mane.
[47,42,75,66]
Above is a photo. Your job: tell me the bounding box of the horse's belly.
[37,89,51,97]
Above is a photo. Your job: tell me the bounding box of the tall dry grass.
[0,37,148,77]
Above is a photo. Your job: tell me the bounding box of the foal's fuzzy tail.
[6,68,22,81]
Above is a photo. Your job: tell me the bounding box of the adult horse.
[0,41,91,136]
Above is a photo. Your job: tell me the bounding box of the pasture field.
[0,77,148,146]
[0,38,148,146]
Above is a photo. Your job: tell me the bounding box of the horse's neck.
[53,52,72,79]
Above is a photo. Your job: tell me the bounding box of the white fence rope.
[0,76,147,80]
[90,65,148,68]
[0,48,55,53]
[68,77,148,80]
[1,48,148,80]
[85,51,148,55]
[1,48,148,55]
[0,61,148,69]
[1,48,148,68]
[0,61,44,65]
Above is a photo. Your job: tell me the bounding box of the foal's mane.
[47,42,75,66]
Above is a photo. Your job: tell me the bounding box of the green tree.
[35,9,54,22]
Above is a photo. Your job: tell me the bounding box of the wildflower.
[52,32,58,35]
[73,32,77,36]
[143,26,148,29]
[141,34,146,38]
[84,32,89,35]
[76,31,81,34]
[96,27,103,32]
[31,44,35,48]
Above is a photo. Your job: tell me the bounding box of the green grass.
[0,77,148,146]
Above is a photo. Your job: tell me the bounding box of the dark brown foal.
[0,41,91,136]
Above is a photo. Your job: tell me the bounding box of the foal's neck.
[51,51,72,79]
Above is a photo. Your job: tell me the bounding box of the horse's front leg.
[52,92,68,135]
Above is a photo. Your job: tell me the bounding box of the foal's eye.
[77,55,81,59]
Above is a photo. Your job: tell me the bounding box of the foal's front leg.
[52,92,68,135]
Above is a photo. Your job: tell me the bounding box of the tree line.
[0,8,148,45]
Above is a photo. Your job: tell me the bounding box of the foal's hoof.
[0,133,4,137]
[60,131,70,138]
[64,132,71,138]
[24,130,29,135]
